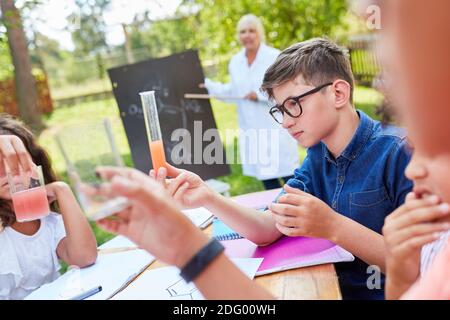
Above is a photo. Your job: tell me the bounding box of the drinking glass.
[54,119,130,221]
[8,165,50,222]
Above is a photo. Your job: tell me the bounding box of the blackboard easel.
[108,50,231,181]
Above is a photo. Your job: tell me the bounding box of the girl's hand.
[45,181,69,204]
[0,135,34,177]
[383,192,450,298]
[149,163,214,209]
[95,166,208,267]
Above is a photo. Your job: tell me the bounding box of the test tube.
[139,91,167,171]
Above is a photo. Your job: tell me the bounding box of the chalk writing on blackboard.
[108,49,230,180]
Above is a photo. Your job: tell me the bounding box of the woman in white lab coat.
[203,14,300,189]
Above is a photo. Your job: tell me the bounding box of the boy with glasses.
[151,38,413,299]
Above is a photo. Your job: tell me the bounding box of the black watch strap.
[180,238,225,283]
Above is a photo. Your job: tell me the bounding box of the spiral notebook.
[212,218,243,241]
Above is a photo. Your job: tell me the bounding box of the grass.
[50,78,113,101]
[353,86,383,118]
[38,85,382,247]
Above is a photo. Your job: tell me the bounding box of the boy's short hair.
[261,38,355,103]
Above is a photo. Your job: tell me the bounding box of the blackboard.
[107,50,230,180]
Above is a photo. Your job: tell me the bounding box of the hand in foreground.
[149,163,215,210]
[383,192,450,299]
[96,166,209,268]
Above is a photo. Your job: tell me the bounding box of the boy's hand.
[269,184,339,240]
[149,163,214,209]
[382,192,450,298]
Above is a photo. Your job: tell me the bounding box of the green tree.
[128,0,348,81]
[0,32,14,81]
[185,0,348,78]
[130,15,199,59]
[0,0,43,131]
[69,0,112,79]
[30,32,63,68]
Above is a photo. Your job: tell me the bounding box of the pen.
[69,285,102,300]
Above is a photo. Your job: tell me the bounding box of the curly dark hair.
[376,101,397,125]
[0,114,59,228]
[372,73,397,126]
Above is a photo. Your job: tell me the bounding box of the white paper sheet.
[24,207,213,300]
[112,258,263,300]
[25,249,155,300]
[98,235,138,250]
[181,207,214,229]
[96,208,213,254]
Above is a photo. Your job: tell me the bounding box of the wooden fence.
[348,34,382,87]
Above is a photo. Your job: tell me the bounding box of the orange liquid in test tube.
[140,90,167,172]
[149,140,166,171]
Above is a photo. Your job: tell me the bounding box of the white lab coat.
[205,43,300,180]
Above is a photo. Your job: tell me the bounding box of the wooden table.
[145,224,342,300]
[231,188,342,299]
[122,188,341,299]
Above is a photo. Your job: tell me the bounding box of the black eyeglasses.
[269,82,333,124]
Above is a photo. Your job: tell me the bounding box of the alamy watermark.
[366,265,382,290]
[366,4,382,30]
[168,121,282,176]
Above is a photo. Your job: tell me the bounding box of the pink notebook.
[232,188,282,210]
[222,236,354,276]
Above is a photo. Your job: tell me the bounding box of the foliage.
[69,0,112,56]
[0,33,13,81]
[129,15,200,59]
[129,0,348,80]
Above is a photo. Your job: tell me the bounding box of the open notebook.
[222,236,354,276]
[111,258,263,300]
[24,207,214,300]
[25,247,154,300]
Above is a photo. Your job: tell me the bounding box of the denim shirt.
[283,110,413,300]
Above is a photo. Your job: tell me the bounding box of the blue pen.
[69,286,102,300]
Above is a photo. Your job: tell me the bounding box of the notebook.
[211,188,281,240]
[111,258,263,300]
[182,207,214,229]
[212,218,243,241]
[232,188,282,210]
[221,236,354,276]
[25,248,155,300]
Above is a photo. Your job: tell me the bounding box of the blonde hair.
[237,14,266,43]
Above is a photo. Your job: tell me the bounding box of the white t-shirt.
[0,213,66,300]
[420,230,450,275]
